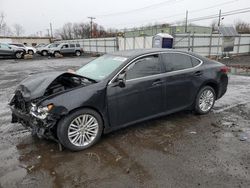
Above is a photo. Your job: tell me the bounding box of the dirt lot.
[0,57,250,188]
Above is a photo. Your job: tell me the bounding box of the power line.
[103,0,240,28]
[95,0,183,17]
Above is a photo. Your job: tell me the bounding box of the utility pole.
[0,13,4,32]
[185,10,188,33]
[47,29,50,37]
[218,9,222,27]
[50,22,53,38]
[88,16,96,38]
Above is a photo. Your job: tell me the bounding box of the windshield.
[48,43,59,48]
[76,55,127,81]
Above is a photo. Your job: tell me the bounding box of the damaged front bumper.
[10,104,58,140]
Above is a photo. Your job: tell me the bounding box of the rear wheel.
[75,50,81,57]
[57,108,103,151]
[195,86,215,115]
[41,50,48,56]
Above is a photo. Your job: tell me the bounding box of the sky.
[0,0,250,36]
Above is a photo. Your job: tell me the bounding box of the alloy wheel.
[67,114,99,147]
[198,89,214,112]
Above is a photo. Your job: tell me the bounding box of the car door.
[160,52,201,113]
[107,54,165,127]
[60,44,70,54]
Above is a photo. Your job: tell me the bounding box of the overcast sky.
[1,0,250,35]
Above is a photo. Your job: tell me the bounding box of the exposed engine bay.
[44,73,93,97]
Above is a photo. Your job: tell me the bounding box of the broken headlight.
[30,103,54,119]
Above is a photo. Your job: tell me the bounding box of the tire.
[195,86,216,115]
[15,51,23,59]
[28,50,34,55]
[54,51,61,57]
[41,50,48,56]
[75,50,81,57]
[57,108,103,151]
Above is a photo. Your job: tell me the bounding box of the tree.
[235,20,250,34]
[13,24,24,36]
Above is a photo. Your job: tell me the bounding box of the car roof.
[109,48,206,61]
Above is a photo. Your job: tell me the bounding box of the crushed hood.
[16,71,82,101]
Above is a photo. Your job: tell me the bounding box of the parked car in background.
[35,43,47,48]
[9,49,228,151]
[49,43,83,57]
[36,43,59,56]
[9,43,37,55]
[0,43,25,59]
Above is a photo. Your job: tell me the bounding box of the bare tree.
[235,20,250,34]
[13,24,24,36]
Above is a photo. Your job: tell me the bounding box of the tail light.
[220,66,229,74]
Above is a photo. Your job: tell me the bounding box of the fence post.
[188,33,191,51]
[96,39,98,53]
[124,37,126,50]
[133,37,135,49]
[191,33,194,52]
[208,32,213,58]
[143,36,146,48]
[89,39,91,53]
[104,39,106,53]
[237,35,241,55]
[115,37,119,51]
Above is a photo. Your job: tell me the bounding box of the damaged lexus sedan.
[9,49,228,151]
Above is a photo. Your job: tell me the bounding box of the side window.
[62,44,69,48]
[70,44,75,48]
[191,57,201,67]
[126,55,161,80]
[1,44,10,49]
[76,44,80,47]
[162,53,193,72]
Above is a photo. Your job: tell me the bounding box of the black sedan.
[9,49,228,151]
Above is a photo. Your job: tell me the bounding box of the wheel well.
[203,82,219,99]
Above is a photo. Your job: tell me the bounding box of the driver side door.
[107,54,165,128]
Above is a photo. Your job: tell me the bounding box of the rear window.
[191,57,201,67]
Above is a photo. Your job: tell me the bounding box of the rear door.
[160,52,202,112]
[107,54,165,127]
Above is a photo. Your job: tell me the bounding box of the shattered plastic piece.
[115,155,122,162]
[189,131,197,134]
[27,165,35,172]
[37,155,41,159]
[239,133,248,141]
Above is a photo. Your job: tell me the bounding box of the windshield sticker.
[113,57,127,62]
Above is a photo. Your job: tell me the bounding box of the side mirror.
[9,46,12,49]
[116,73,126,88]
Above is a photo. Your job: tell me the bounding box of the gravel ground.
[0,57,250,188]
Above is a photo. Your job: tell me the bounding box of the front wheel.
[195,86,216,115]
[28,50,34,55]
[15,51,23,59]
[57,109,103,151]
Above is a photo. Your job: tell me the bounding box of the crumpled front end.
[9,90,58,140]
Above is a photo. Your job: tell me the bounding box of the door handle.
[194,71,203,76]
[152,79,163,86]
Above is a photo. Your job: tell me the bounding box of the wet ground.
[0,57,250,188]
